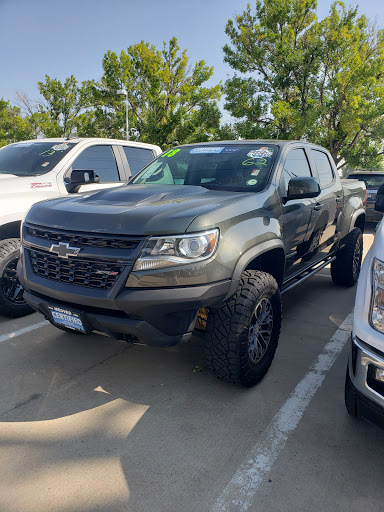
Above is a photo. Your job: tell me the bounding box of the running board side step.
[282,256,336,295]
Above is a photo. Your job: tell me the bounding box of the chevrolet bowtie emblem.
[49,242,81,259]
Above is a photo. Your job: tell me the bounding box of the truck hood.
[26,184,250,235]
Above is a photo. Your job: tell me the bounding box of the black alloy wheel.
[247,297,274,364]
[1,256,25,306]
[0,238,34,318]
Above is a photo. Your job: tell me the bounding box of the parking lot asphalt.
[0,225,383,512]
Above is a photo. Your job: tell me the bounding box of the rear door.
[307,148,343,258]
[119,146,156,178]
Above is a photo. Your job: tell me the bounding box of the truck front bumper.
[22,279,231,347]
[348,332,384,429]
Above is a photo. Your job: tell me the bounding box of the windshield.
[347,174,384,188]
[131,144,278,192]
[0,141,77,177]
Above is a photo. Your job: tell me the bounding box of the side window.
[280,148,312,194]
[72,145,119,183]
[122,147,154,176]
[311,150,334,188]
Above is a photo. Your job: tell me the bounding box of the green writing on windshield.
[242,157,267,166]
[39,149,55,157]
[163,149,181,158]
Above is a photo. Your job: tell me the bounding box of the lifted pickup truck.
[0,138,161,317]
[19,140,366,386]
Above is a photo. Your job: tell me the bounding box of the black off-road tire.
[331,228,363,287]
[345,368,358,417]
[204,270,282,387]
[0,239,34,318]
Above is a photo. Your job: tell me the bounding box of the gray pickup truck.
[18,140,366,386]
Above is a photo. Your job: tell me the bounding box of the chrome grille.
[28,248,126,289]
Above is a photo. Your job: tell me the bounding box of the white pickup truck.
[346,187,384,428]
[0,138,162,317]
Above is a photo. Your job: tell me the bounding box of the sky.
[0,0,383,118]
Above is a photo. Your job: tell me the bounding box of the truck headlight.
[133,229,219,271]
[371,258,384,333]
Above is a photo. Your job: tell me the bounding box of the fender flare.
[350,208,366,232]
[223,239,285,302]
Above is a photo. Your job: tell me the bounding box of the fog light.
[375,368,384,383]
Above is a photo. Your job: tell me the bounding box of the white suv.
[0,138,162,317]
[346,189,384,428]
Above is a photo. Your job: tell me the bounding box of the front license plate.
[49,306,86,332]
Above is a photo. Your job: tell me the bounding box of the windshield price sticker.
[190,147,225,154]
[247,147,273,159]
[51,143,69,151]
[246,179,258,185]
[223,148,240,153]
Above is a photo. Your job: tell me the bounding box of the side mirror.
[375,194,384,213]
[65,169,100,193]
[284,177,320,202]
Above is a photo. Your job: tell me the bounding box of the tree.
[223,0,384,168]
[0,100,33,147]
[17,76,94,138]
[90,37,222,148]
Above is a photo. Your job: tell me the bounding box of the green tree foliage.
[0,100,33,148]
[223,0,384,168]
[19,75,95,138]
[89,37,222,148]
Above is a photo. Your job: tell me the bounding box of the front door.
[279,148,317,279]
[67,144,125,193]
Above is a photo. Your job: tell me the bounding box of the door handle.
[313,203,323,211]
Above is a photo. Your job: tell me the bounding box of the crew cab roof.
[173,139,322,149]
[6,137,160,150]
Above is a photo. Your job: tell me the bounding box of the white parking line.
[211,312,353,512]
[0,320,49,344]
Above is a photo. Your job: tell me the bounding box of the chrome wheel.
[248,297,273,364]
[1,257,25,305]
